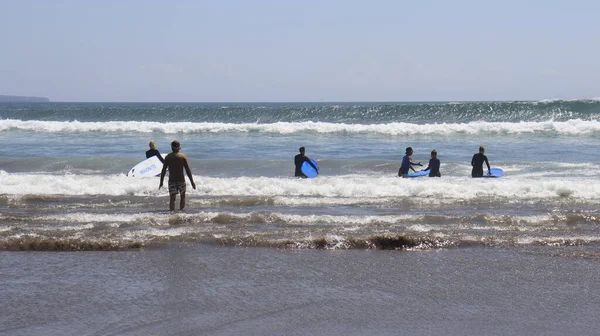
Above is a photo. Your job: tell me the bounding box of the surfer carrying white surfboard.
[471,146,492,177]
[398,147,422,177]
[159,140,196,211]
[294,146,318,178]
[146,141,165,164]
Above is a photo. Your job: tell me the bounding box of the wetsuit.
[424,158,441,177]
[146,148,165,163]
[295,154,315,177]
[398,155,412,176]
[471,153,490,177]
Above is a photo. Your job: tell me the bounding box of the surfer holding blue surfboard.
[295,146,319,178]
[471,146,492,178]
[398,147,422,177]
[422,149,441,177]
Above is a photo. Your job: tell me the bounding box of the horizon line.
[6,98,598,104]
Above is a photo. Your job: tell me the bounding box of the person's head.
[171,140,181,152]
[299,146,305,154]
[149,141,157,150]
[431,149,437,158]
[405,147,413,155]
[479,146,485,153]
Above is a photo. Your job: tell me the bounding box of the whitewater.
[0,100,598,251]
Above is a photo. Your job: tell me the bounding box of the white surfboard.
[127,155,164,177]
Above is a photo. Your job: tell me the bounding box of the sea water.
[1,101,599,335]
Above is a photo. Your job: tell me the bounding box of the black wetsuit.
[294,154,314,177]
[471,153,490,177]
[146,149,165,163]
[424,158,441,177]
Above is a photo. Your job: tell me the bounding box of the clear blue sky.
[1,0,598,102]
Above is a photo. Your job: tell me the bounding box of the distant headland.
[0,95,50,102]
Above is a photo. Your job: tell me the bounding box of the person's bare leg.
[169,194,176,211]
[180,192,186,210]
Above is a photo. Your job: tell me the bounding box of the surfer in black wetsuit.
[294,146,318,178]
[422,149,441,177]
[146,141,165,164]
[471,145,491,177]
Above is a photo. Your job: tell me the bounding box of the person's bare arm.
[409,157,422,171]
[159,158,168,189]
[183,157,196,189]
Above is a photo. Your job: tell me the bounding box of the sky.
[1,0,599,102]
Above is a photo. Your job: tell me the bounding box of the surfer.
[398,147,422,177]
[295,146,318,178]
[422,149,441,177]
[471,145,491,177]
[146,141,165,164]
[159,140,196,211]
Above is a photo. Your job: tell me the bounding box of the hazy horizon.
[8,97,600,104]
[0,95,600,104]
[1,0,599,102]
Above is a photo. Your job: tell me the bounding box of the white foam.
[24,211,417,228]
[270,196,387,206]
[33,223,95,231]
[536,98,600,103]
[516,235,600,245]
[0,171,161,197]
[34,213,171,224]
[196,176,600,201]
[121,227,194,239]
[408,225,435,232]
[1,172,598,203]
[23,209,596,232]
[1,119,598,135]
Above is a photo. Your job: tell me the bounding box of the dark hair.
[405,147,413,154]
[479,146,485,153]
[171,140,181,149]
[299,146,305,153]
[431,149,437,157]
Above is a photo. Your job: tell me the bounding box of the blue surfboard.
[484,168,504,178]
[301,159,319,178]
[406,170,430,178]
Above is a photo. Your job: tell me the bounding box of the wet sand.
[2,244,599,336]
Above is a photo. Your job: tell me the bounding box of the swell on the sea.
[2,100,599,123]
[0,235,455,251]
[2,233,596,252]
[2,118,599,136]
[0,236,457,252]
[1,237,147,251]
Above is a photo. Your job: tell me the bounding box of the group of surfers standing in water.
[294,145,492,179]
[398,145,492,178]
[145,140,492,210]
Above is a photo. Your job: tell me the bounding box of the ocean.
[1,101,599,335]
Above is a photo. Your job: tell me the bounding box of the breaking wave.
[1,119,599,136]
